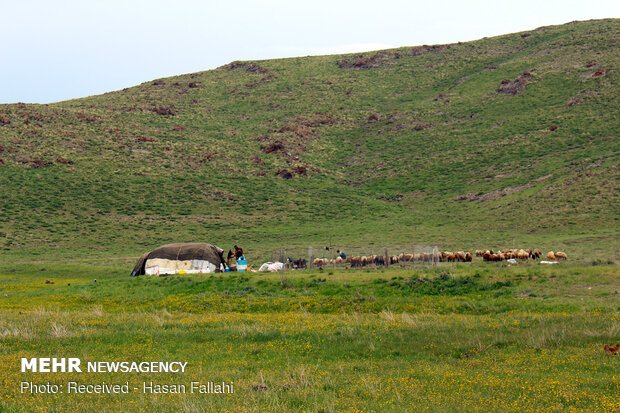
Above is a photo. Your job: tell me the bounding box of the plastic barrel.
[237,259,247,272]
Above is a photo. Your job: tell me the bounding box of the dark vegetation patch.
[222,61,270,74]
[137,136,158,142]
[76,113,100,123]
[497,71,533,95]
[276,169,293,179]
[276,113,338,138]
[293,165,307,176]
[258,113,339,163]
[226,62,276,91]
[590,68,610,78]
[407,43,454,56]
[245,75,274,89]
[151,105,176,116]
[337,51,401,70]
[261,141,286,155]
[0,116,10,125]
[21,159,53,168]
[251,155,265,166]
[414,122,432,131]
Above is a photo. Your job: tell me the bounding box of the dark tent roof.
[130,242,225,276]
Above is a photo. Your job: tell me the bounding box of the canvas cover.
[130,243,225,276]
[143,258,217,275]
[258,262,285,272]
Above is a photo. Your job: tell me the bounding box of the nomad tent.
[130,242,226,276]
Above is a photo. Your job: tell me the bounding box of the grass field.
[1,262,618,412]
[0,18,618,412]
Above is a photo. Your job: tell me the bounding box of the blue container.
[237,259,247,272]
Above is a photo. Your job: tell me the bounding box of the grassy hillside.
[0,19,618,262]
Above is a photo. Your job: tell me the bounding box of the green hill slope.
[0,19,618,261]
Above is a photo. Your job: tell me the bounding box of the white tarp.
[145,258,216,275]
[258,262,285,272]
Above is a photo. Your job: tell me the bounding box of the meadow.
[0,17,618,412]
[0,262,618,412]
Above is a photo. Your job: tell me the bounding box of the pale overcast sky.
[1,0,618,103]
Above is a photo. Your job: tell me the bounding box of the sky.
[1,0,618,104]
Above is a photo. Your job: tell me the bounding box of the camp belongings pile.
[130,243,226,276]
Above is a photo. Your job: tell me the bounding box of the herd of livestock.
[305,248,568,269]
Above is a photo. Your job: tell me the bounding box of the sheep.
[547,251,556,261]
[349,256,362,267]
[313,258,329,267]
[555,251,568,260]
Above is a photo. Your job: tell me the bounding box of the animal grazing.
[287,257,307,269]
[312,258,329,268]
[604,344,619,355]
[529,249,541,259]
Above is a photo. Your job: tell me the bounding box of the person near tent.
[227,249,235,268]
[234,245,244,260]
